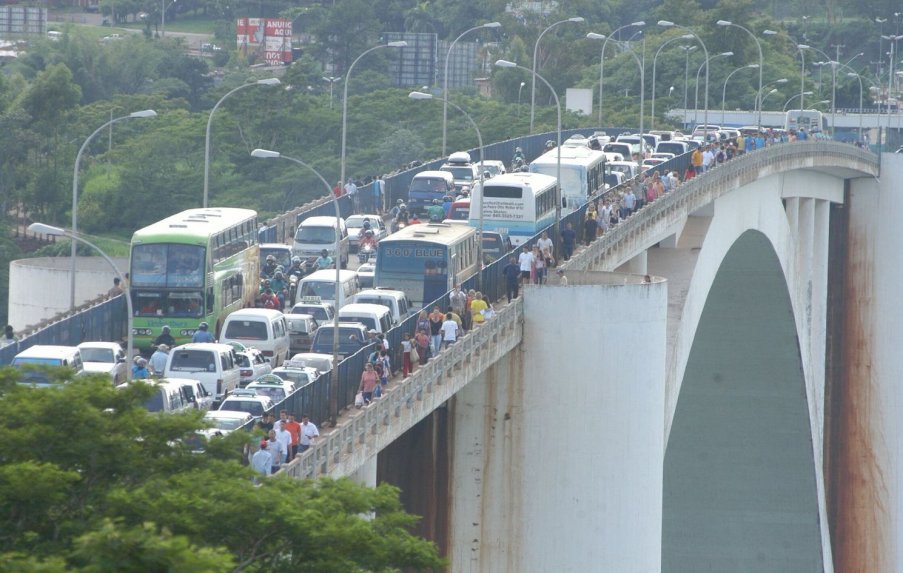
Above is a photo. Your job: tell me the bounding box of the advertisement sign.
[236,18,292,64]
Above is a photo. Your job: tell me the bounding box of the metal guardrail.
[280,296,524,479]
[561,141,879,273]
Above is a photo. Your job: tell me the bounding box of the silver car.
[345,214,387,251]
[235,348,272,387]
[77,341,127,385]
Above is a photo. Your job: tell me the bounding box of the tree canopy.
[0,369,446,572]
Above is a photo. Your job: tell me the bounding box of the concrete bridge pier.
[616,251,648,275]
[448,276,667,572]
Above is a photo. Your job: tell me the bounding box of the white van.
[296,269,360,308]
[337,303,393,334]
[292,216,349,269]
[351,288,412,326]
[220,308,290,366]
[12,345,84,386]
[119,379,195,414]
[164,343,241,404]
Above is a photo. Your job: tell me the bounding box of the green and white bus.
[130,208,259,350]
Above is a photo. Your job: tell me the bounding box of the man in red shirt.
[283,414,302,460]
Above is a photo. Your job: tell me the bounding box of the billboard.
[236,18,292,65]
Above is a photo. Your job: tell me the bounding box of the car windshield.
[291,305,331,321]
[440,166,475,181]
[249,386,286,402]
[346,216,376,229]
[220,400,267,417]
[206,416,249,430]
[482,236,504,252]
[79,348,114,363]
[236,354,252,368]
[273,370,312,385]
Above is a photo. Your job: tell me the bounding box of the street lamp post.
[587,21,644,128]
[882,35,903,124]
[617,35,647,138]
[517,81,526,114]
[250,148,343,425]
[845,72,864,141]
[783,91,814,111]
[680,45,697,128]
[70,110,156,311]
[322,76,341,109]
[693,51,732,129]
[760,88,779,111]
[659,21,711,139]
[203,78,281,208]
[877,18,887,77]
[496,60,562,247]
[340,41,407,194]
[442,22,500,156]
[763,30,809,115]
[530,17,584,134]
[721,64,759,124]
[754,78,788,124]
[33,223,135,379]
[409,92,485,280]
[718,21,764,127]
[651,34,695,131]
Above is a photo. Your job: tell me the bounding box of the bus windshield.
[378,242,448,275]
[133,290,204,317]
[131,244,205,288]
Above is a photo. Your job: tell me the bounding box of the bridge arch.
[662,229,825,571]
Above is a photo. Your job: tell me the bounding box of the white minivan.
[11,345,84,387]
[164,343,241,404]
[220,308,290,366]
[295,269,360,308]
[351,288,412,326]
[293,216,349,270]
[337,303,393,334]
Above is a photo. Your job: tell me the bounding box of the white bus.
[374,223,479,309]
[469,172,557,247]
[785,109,826,134]
[528,143,607,213]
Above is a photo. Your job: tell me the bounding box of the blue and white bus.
[374,223,479,309]
[528,143,607,213]
[469,172,557,247]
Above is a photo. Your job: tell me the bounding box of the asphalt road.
[50,11,214,49]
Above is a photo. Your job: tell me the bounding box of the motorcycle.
[358,243,374,264]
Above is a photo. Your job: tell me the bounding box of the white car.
[246,374,296,403]
[235,347,272,387]
[480,160,507,178]
[357,262,375,288]
[346,214,387,251]
[271,365,320,388]
[286,352,335,374]
[200,410,254,438]
[77,342,127,385]
[178,378,215,411]
[217,389,274,420]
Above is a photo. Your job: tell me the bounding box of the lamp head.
[250,148,281,159]
[495,59,517,68]
[387,41,407,47]
[256,78,281,86]
[408,91,432,100]
[846,72,858,77]
[762,29,777,36]
[586,32,606,40]
[798,44,811,49]
[747,64,760,69]
[482,21,501,28]
[803,91,814,95]
[28,222,65,236]
[775,78,789,83]
[717,20,732,26]
[568,17,585,23]
[632,21,646,27]
[719,51,734,57]
[657,20,674,27]
[519,81,526,87]
[129,109,157,118]
[681,34,695,39]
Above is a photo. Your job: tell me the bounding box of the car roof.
[339,303,390,315]
[172,343,234,352]
[14,345,80,359]
[204,410,253,421]
[226,308,284,320]
[260,243,292,250]
[77,342,122,350]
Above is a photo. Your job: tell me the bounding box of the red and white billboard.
[236,18,292,65]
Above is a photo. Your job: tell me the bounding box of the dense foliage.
[0,369,447,572]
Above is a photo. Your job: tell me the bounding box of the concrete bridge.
[281,142,903,572]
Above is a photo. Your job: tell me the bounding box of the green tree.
[0,371,447,572]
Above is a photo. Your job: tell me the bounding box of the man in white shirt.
[441,313,459,349]
[702,146,715,172]
[299,415,319,453]
[266,430,286,472]
[518,246,534,283]
[536,232,553,260]
[274,425,292,464]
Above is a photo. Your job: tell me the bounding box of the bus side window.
[207,286,214,313]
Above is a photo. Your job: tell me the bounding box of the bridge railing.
[562,141,879,273]
[280,295,524,479]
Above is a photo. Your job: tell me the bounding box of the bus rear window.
[224,320,269,340]
[483,185,523,199]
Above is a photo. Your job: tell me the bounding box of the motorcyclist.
[390,198,404,219]
[261,254,278,278]
[545,139,556,151]
[512,146,525,169]
[260,288,280,310]
[314,249,334,271]
[442,195,454,218]
[359,229,377,250]
[395,203,410,227]
[270,270,287,307]
[362,218,372,233]
[192,322,216,343]
[153,325,176,348]
[287,256,305,280]
[427,199,445,222]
